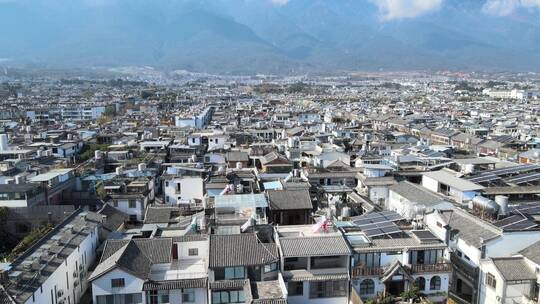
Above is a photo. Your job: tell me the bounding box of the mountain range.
[1,0,540,74]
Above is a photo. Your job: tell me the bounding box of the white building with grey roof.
[478,257,537,304]
[388,181,453,219]
[0,209,101,304]
[90,236,209,304]
[425,208,540,304]
[275,224,351,304]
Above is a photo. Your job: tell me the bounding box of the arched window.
[415,276,426,291]
[359,279,375,295]
[430,276,441,290]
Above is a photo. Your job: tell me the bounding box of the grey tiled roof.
[143,278,207,291]
[492,257,536,281]
[101,238,172,264]
[282,269,349,282]
[226,151,249,162]
[209,279,249,290]
[90,238,173,281]
[98,203,129,231]
[267,189,313,210]
[90,241,152,281]
[252,300,288,304]
[351,233,446,252]
[173,234,209,242]
[144,206,179,224]
[279,235,351,257]
[441,209,501,248]
[209,234,279,268]
[389,181,445,205]
[519,241,540,265]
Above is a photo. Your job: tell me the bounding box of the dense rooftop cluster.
[0,71,540,304]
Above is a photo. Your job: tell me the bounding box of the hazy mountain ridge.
[1,0,540,73]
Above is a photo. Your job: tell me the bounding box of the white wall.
[27,225,98,304]
[92,269,145,304]
[0,199,28,208]
[177,240,208,261]
[421,176,439,193]
[424,212,448,243]
[351,278,385,300]
[164,177,204,205]
[169,288,207,304]
[286,281,348,304]
[478,262,503,304]
[486,231,540,258]
[112,198,145,221]
[368,186,389,206]
[413,273,450,295]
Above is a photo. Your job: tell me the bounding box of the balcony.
[450,253,478,283]
[351,266,385,277]
[408,263,452,274]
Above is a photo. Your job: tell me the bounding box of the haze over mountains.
[1,0,540,74]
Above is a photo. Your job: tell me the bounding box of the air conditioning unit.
[78,264,83,271]
[73,280,79,287]
[73,272,77,278]
[57,290,64,297]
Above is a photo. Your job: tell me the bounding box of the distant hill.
[1,0,540,73]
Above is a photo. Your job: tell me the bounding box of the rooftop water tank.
[495,195,509,217]
[472,196,499,214]
[0,134,8,151]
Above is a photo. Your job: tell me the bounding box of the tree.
[6,225,53,261]
[400,285,420,301]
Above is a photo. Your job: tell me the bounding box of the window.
[354,253,381,268]
[429,276,441,290]
[146,290,169,304]
[165,182,169,187]
[309,280,347,298]
[486,273,497,289]
[287,282,303,296]
[111,278,125,288]
[188,248,198,256]
[177,183,181,193]
[161,292,169,304]
[212,290,244,304]
[128,200,137,208]
[182,289,195,303]
[224,267,245,279]
[264,263,277,273]
[113,200,118,207]
[409,249,443,265]
[96,293,143,304]
[359,279,375,295]
[415,277,426,291]
[129,215,138,222]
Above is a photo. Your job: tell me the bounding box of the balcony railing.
[408,263,452,274]
[351,266,385,277]
[450,253,478,282]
